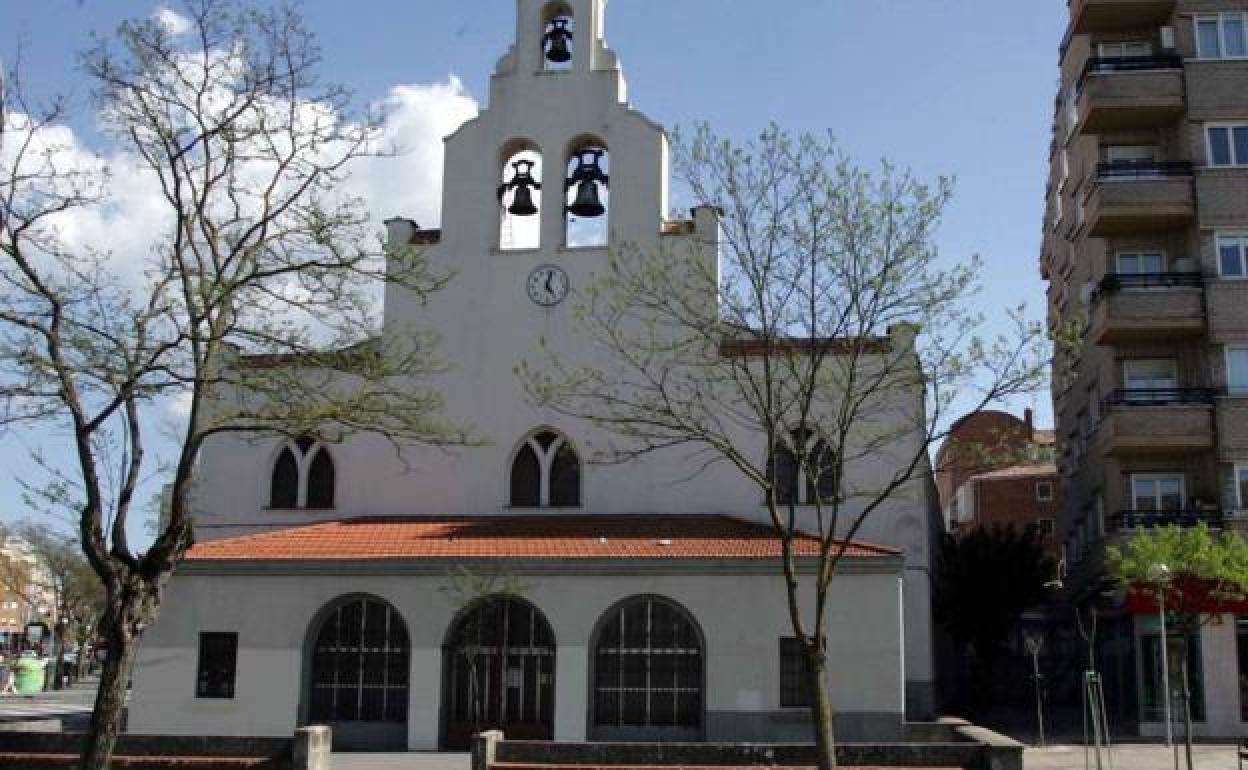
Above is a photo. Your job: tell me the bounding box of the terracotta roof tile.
[185,515,898,562]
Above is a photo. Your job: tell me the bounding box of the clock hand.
[544,273,554,295]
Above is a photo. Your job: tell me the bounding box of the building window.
[1116,252,1163,274]
[269,438,336,510]
[1206,124,1248,167]
[593,596,702,730]
[779,637,814,708]
[1038,518,1055,536]
[1235,467,1248,509]
[1097,40,1153,58]
[1227,348,1248,395]
[1196,13,1248,59]
[1105,144,1158,164]
[510,430,580,508]
[767,433,838,506]
[1035,481,1054,502]
[1219,234,1248,278]
[1139,621,1205,722]
[196,632,238,699]
[1122,358,1177,396]
[1131,474,1184,511]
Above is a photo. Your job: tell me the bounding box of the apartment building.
[935,409,1062,560]
[1043,0,1248,737]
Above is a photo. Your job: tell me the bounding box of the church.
[129,0,940,751]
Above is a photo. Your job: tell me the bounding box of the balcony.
[1084,161,1194,237]
[1107,509,1224,531]
[1068,0,1175,35]
[1097,389,1215,455]
[1088,273,1204,344]
[1076,56,1184,134]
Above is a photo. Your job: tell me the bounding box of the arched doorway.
[442,596,556,750]
[590,595,705,741]
[304,595,409,750]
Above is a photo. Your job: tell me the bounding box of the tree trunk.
[79,621,140,770]
[51,632,65,691]
[805,644,837,770]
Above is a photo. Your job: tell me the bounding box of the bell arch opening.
[541,3,574,72]
[498,141,543,251]
[564,136,609,248]
[441,595,556,749]
[301,594,410,751]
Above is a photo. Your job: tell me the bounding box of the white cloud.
[3,74,478,292]
[153,7,192,37]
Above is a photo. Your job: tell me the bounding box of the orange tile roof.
[185,515,898,562]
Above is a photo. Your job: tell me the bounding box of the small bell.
[566,149,608,219]
[498,160,541,217]
[544,18,573,64]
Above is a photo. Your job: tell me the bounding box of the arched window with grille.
[591,595,704,740]
[509,430,581,508]
[268,437,337,510]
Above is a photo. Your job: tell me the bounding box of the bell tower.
[435,0,668,256]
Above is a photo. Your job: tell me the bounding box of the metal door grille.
[593,597,702,728]
[309,598,409,724]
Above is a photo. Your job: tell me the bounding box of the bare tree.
[522,124,1044,770]
[0,2,465,767]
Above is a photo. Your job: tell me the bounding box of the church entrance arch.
[303,594,409,750]
[441,596,556,749]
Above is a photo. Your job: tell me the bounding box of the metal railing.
[1098,272,1203,293]
[1102,388,1216,408]
[1109,509,1224,530]
[1082,54,1183,79]
[1095,160,1193,180]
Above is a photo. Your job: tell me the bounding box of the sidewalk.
[1025,743,1239,770]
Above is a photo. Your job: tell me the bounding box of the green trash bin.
[13,656,45,695]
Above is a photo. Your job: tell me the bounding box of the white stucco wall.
[129,561,904,747]
[173,0,940,727]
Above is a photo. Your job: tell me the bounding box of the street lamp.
[1147,562,1173,750]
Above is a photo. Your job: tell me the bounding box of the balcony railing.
[1103,388,1216,408]
[1096,160,1193,180]
[1108,509,1224,530]
[1080,54,1182,83]
[1098,272,1203,293]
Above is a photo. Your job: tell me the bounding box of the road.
[0,675,98,730]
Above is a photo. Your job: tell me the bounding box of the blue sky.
[0,1,1065,538]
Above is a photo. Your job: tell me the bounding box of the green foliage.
[1106,524,1248,611]
[933,524,1056,656]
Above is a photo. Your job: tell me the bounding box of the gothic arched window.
[766,433,838,506]
[565,138,609,248]
[270,448,300,509]
[498,142,542,251]
[269,437,337,510]
[510,430,581,508]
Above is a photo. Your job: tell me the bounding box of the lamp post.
[1147,562,1173,752]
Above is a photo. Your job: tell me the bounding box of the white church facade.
[129,0,942,751]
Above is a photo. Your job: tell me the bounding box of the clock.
[526,264,570,307]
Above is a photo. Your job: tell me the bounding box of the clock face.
[527,265,570,307]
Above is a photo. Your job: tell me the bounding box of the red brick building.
[935,410,1061,560]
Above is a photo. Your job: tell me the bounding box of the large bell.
[544,18,573,63]
[566,150,608,219]
[498,160,541,217]
[568,179,604,218]
[509,184,538,217]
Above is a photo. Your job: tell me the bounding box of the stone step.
[0,753,278,769]
[491,765,954,770]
